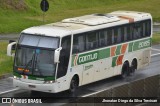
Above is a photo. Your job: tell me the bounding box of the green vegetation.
[152,33,160,44]
[0,0,160,76]
[0,0,160,33]
[0,41,13,75]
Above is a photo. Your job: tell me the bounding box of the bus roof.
[22,11,152,37]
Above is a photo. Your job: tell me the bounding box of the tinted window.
[120,27,125,42]
[19,34,59,49]
[86,31,98,50]
[133,23,141,39]
[72,20,151,54]
[99,30,108,47]
[73,34,85,53]
[113,28,118,44]
[107,29,112,45]
[57,36,71,78]
[145,21,151,36]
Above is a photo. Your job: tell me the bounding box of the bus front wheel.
[69,76,78,93]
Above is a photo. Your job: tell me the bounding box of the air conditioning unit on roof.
[62,14,120,26]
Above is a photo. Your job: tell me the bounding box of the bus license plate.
[28,85,36,88]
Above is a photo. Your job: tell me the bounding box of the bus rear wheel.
[130,59,137,75]
[121,62,129,79]
[69,76,78,93]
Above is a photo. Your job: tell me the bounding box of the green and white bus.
[7,11,152,93]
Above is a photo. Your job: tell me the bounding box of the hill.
[0,0,160,33]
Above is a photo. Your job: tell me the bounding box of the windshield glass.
[15,46,56,77]
[14,34,59,77]
[19,33,59,49]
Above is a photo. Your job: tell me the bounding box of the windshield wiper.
[22,53,35,75]
[34,54,43,77]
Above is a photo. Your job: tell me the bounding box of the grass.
[0,41,13,75]
[1,0,160,33]
[152,33,160,44]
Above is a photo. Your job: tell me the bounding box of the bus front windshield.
[15,46,56,77]
[14,34,59,77]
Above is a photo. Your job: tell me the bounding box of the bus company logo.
[78,52,98,64]
[138,40,150,49]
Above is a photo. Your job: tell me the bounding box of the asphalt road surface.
[0,46,160,106]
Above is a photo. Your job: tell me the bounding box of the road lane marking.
[0,88,19,95]
[152,48,160,52]
[151,53,160,57]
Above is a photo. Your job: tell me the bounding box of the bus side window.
[140,22,144,38]
[117,27,122,43]
[145,20,151,36]
[127,25,133,41]
[120,27,125,42]
[72,34,85,53]
[57,36,71,78]
[99,30,107,47]
[133,23,141,39]
[113,28,118,44]
[107,29,112,45]
[86,31,98,50]
[124,26,127,41]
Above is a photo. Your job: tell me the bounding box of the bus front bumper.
[13,79,59,93]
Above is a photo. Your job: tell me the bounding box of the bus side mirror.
[54,47,62,63]
[7,42,17,56]
[9,40,16,50]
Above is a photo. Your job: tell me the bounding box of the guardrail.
[63,74,160,106]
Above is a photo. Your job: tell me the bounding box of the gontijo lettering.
[78,52,98,64]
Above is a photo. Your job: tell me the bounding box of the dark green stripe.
[112,56,117,67]
[116,45,121,55]
[99,48,110,59]
[28,76,55,81]
[128,42,133,52]
[13,72,55,81]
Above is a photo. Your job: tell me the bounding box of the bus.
[7,11,152,93]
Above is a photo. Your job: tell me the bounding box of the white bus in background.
[7,11,152,93]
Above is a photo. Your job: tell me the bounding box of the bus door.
[56,36,71,88]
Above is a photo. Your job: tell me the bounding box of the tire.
[130,60,137,75]
[121,62,129,79]
[69,77,78,93]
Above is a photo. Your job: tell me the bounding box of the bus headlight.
[13,76,20,80]
[44,80,55,84]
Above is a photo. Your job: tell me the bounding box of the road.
[0,46,160,106]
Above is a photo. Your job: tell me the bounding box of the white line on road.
[0,88,19,95]
[152,48,160,52]
[151,53,160,57]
